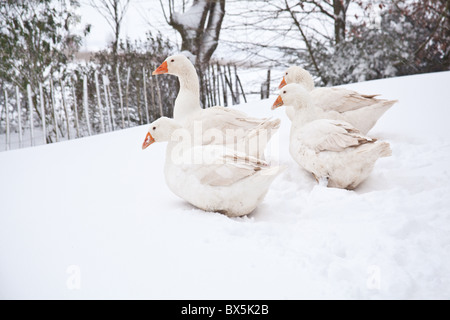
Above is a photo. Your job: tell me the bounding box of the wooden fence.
[0,63,270,151]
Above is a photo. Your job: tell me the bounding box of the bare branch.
[302,0,335,19]
[159,0,170,24]
[414,0,450,56]
[284,0,326,84]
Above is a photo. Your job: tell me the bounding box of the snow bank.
[1,72,450,299]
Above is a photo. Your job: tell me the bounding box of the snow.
[172,1,208,40]
[1,71,450,299]
[173,1,206,28]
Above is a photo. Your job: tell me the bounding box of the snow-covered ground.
[1,71,449,299]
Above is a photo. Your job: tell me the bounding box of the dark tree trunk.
[333,0,346,44]
[169,0,226,107]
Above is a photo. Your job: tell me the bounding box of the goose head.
[142,117,182,149]
[278,66,315,91]
[272,83,311,111]
[152,54,197,78]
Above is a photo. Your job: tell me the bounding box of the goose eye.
[170,59,175,62]
[152,127,156,130]
[283,91,286,94]
[285,72,288,75]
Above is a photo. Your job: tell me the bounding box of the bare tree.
[160,0,225,66]
[283,0,325,82]
[216,0,355,86]
[88,0,131,64]
[159,0,226,106]
[299,0,351,44]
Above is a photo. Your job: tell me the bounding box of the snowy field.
[1,71,450,299]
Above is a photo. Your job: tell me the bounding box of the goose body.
[182,106,280,157]
[142,117,282,216]
[153,54,279,158]
[279,66,397,134]
[285,95,396,136]
[164,144,281,216]
[290,119,391,189]
[274,84,392,190]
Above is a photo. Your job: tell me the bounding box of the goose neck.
[292,104,321,127]
[178,70,200,97]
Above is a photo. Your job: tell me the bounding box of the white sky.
[77,0,299,66]
[78,0,179,52]
[77,0,382,67]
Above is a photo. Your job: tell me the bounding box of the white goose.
[273,84,391,190]
[152,54,279,158]
[278,66,397,134]
[142,117,282,217]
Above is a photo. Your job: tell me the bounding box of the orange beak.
[272,95,284,110]
[278,77,287,89]
[142,132,155,149]
[152,61,168,75]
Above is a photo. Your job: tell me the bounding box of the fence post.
[208,66,214,106]
[60,81,71,140]
[107,84,116,130]
[218,64,227,107]
[4,90,10,150]
[83,74,92,136]
[211,65,217,106]
[45,99,50,143]
[39,83,46,144]
[149,73,156,120]
[227,65,238,104]
[27,84,35,146]
[50,78,59,142]
[236,73,247,103]
[72,85,79,138]
[203,73,211,108]
[215,64,221,106]
[102,75,113,131]
[143,67,150,123]
[125,67,131,126]
[208,72,214,107]
[0,94,2,135]
[94,71,105,133]
[116,65,125,128]
[136,82,142,125]
[15,86,23,147]
[0,92,3,149]
[154,75,163,117]
[260,69,271,100]
[224,67,236,105]
[234,65,241,104]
